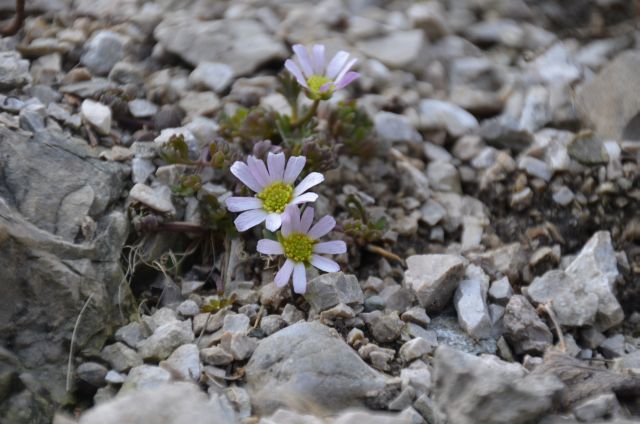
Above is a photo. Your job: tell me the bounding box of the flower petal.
[313,240,347,254]
[300,207,315,233]
[230,161,264,192]
[274,259,294,287]
[334,58,357,87]
[292,44,314,77]
[335,71,360,90]
[265,213,282,231]
[281,208,294,237]
[283,156,306,184]
[257,239,284,255]
[286,204,302,233]
[290,192,318,205]
[326,51,350,79]
[267,152,286,182]
[308,215,336,239]
[247,155,271,186]
[319,82,333,93]
[293,172,324,197]
[285,59,308,88]
[310,254,340,273]
[292,262,307,293]
[311,44,325,75]
[234,209,268,232]
[225,196,263,212]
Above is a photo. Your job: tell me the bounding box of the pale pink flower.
[226,152,324,232]
[257,205,346,294]
[285,44,360,100]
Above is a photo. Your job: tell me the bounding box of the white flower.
[285,44,360,100]
[225,152,324,232]
[257,205,346,294]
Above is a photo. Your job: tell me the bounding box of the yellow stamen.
[281,232,316,263]
[257,181,293,213]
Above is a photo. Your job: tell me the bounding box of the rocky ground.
[1,0,640,423]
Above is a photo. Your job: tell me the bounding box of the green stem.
[290,100,319,129]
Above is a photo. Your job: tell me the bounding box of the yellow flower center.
[281,232,316,263]
[306,75,334,99]
[257,181,293,213]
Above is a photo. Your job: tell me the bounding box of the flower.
[257,205,346,294]
[285,44,360,100]
[226,152,324,232]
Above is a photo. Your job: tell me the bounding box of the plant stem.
[290,100,319,129]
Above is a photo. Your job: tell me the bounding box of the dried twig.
[66,293,95,392]
[365,244,404,265]
[538,301,566,353]
[0,0,25,37]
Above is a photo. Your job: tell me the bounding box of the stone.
[599,334,625,359]
[378,285,415,313]
[432,346,564,424]
[518,156,552,182]
[100,342,142,372]
[356,30,424,68]
[19,106,46,133]
[128,99,158,118]
[399,338,434,363]
[572,393,620,422]
[200,346,233,366]
[464,19,524,47]
[245,322,387,415]
[176,300,199,317]
[403,254,465,313]
[79,382,235,424]
[479,116,533,152]
[453,274,492,340]
[137,320,195,361]
[362,311,405,343]
[222,333,257,361]
[469,243,526,283]
[526,231,623,331]
[374,111,421,146]
[400,367,432,395]
[427,161,461,193]
[154,13,287,76]
[503,295,553,356]
[80,31,125,76]
[76,362,108,388]
[104,370,125,385]
[128,183,176,216]
[260,315,286,336]
[388,386,416,411]
[160,344,200,380]
[120,365,171,393]
[108,61,144,87]
[143,307,178,332]
[0,51,31,90]
[81,99,112,135]
[418,99,479,137]
[552,186,574,206]
[401,307,430,327]
[567,133,609,166]
[304,272,364,312]
[189,62,235,93]
[178,91,220,117]
[364,295,385,312]
[281,304,305,325]
[222,314,250,335]
[621,351,640,370]
[488,277,513,306]
[576,51,640,141]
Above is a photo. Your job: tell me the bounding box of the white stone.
[81,99,112,135]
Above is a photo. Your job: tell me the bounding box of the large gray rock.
[503,295,553,355]
[154,13,287,76]
[526,231,623,331]
[577,52,640,141]
[79,382,236,424]
[432,346,564,424]
[403,254,465,313]
[0,127,132,419]
[245,321,388,415]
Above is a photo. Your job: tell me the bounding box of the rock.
[0,51,31,90]
[488,277,513,305]
[356,30,423,68]
[80,31,125,76]
[378,286,414,313]
[464,19,524,47]
[567,132,608,166]
[176,300,199,317]
[160,344,200,381]
[401,307,430,327]
[362,311,405,343]
[621,351,640,370]
[260,315,286,336]
[572,393,620,422]
[128,183,176,215]
[120,365,171,393]
[128,99,158,118]
[304,272,364,312]
[551,186,574,206]
[469,243,526,283]
[221,333,257,361]
[599,334,625,359]
[403,254,465,313]
[479,116,533,152]
[503,296,553,356]
[427,161,461,193]
[388,386,416,411]
[364,295,385,312]
[77,362,108,388]
[222,314,250,335]
[101,342,142,373]
[281,304,305,325]
[245,321,387,415]
[178,91,220,117]
[19,105,46,133]
[189,62,235,93]
[154,13,287,76]
[108,61,144,87]
[518,156,552,182]
[143,307,178,331]
[576,51,640,140]
[374,111,421,146]
[137,320,195,361]
[526,231,623,331]
[418,99,479,137]
[0,127,131,414]
[200,346,233,366]
[320,303,355,322]
[432,346,564,424]
[81,99,112,135]
[79,382,235,424]
[399,338,434,363]
[453,272,492,340]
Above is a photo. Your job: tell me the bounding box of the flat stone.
[453,269,492,340]
[403,254,465,313]
[573,393,620,423]
[418,99,479,137]
[222,313,250,335]
[128,183,176,215]
[567,132,609,166]
[81,99,112,135]
[356,30,424,68]
[128,99,158,118]
[120,365,171,393]
[176,300,199,317]
[400,307,430,327]
[200,346,233,366]
[160,344,200,381]
[100,342,142,373]
[245,321,388,415]
[362,311,405,343]
[137,320,195,361]
[518,156,552,182]
[488,277,513,306]
[80,31,124,76]
[77,362,108,388]
[503,295,553,355]
[189,62,234,93]
[427,161,461,193]
[399,338,434,363]
[304,272,364,312]
[374,111,421,146]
